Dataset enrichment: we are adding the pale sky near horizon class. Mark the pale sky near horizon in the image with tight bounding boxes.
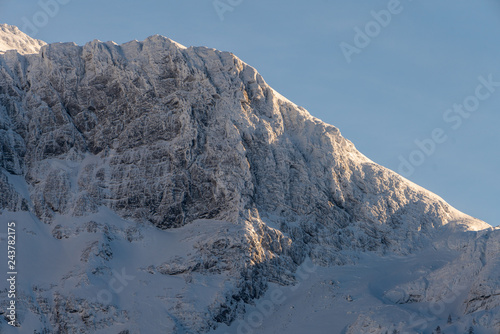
[1,0,499,226]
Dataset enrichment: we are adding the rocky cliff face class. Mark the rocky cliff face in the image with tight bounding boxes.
[0,24,498,333]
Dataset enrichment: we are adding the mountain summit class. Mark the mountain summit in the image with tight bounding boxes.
[0,23,46,54]
[0,25,498,333]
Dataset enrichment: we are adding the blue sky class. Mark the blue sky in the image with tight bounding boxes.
[1,0,499,226]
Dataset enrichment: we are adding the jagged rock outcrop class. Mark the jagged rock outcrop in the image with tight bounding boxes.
[0,27,487,239]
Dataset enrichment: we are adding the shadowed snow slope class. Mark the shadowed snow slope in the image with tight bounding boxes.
[0,25,498,333]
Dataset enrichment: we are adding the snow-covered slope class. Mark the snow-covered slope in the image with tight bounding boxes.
[0,24,46,54]
[0,25,498,333]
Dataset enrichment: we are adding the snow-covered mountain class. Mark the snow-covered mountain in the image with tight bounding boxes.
[0,24,498,333]
[0,24,46,55]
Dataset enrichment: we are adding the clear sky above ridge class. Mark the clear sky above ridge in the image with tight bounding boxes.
[1,0,499,226]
